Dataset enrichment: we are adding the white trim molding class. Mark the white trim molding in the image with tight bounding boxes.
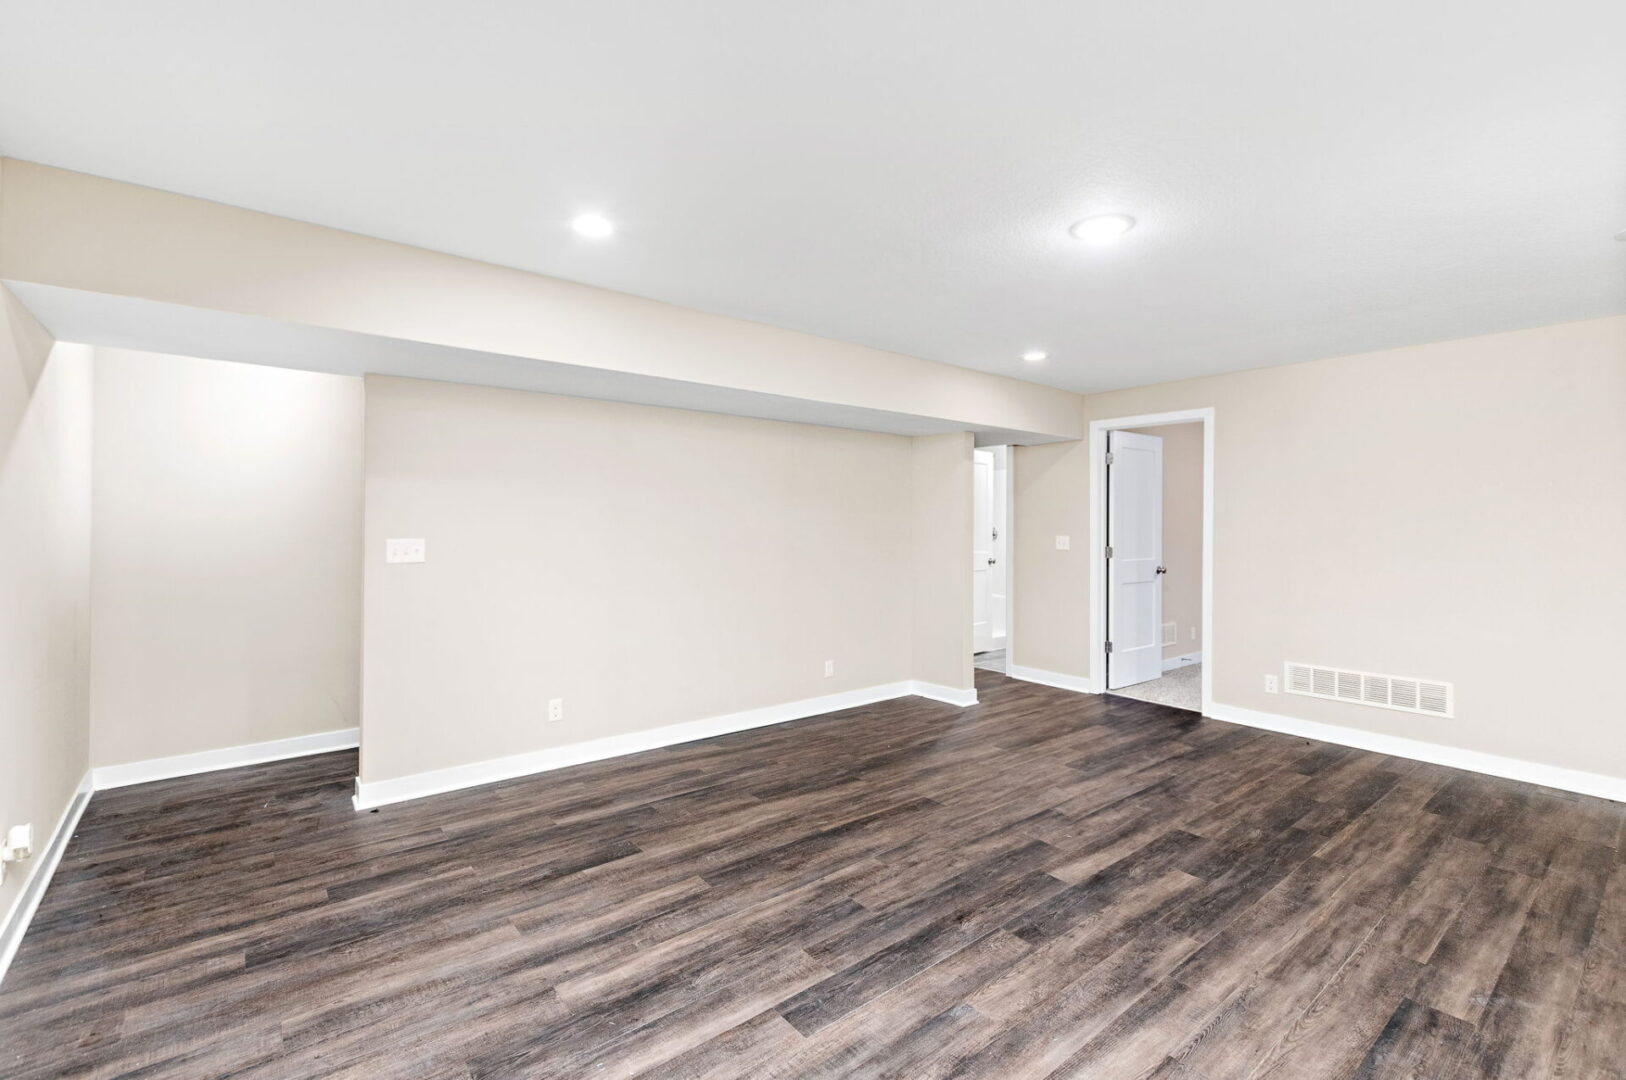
[1006,664,1101,695]
[1089,407,1215,716]
[354,681,977,810]
[909,681,978,707]
[1162,652,1203,672]
[0,770,93,987]
[1207,703,1626,804]
[91,727,360,790]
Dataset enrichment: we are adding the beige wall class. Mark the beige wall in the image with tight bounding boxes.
[1127,423,1203,660]
[0,289,91,933]
[1016,315,1626,778]
[89,349,363,767]
[0,159,1083,442]
[361,376,956,785]
[911,432,974,690]
[1011,439,1092,675]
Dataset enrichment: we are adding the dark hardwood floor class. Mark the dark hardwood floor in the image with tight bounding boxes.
[3,669,1623,1079]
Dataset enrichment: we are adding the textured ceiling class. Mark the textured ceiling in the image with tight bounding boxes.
[3,0,1623,392]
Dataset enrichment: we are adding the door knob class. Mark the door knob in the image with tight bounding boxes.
[1156,566,1167,574]
[988,557,997,566]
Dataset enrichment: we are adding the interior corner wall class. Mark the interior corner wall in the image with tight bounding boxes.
[1013,314,1626,781]
[89,348,363,768]
[359,375,921,787]
[1126,422,1203,661]
[0,288,91,939]
[910,432,974,691]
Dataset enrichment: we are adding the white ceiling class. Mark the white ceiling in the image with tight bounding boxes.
[3,1,1623,393]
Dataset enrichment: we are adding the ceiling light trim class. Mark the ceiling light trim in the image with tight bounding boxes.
[571,213,616,239]
[1068,213,1137,244]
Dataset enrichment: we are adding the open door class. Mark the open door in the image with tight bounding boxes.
[1106,430,1163,689]
[972,449,994,653]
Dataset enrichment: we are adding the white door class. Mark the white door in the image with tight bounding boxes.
[990,447,1009,644]
[1106,430,1163,689]
[972,449,995,653]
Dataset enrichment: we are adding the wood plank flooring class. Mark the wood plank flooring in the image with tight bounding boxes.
[3,668,1623,1078]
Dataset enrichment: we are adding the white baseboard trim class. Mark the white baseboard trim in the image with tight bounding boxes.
[92,727,360,791]
[355,682,919,809]
[1006,664,1101,695]
[1206,703,1626,804]
[1162,652,1202,672]
[0,770,93,987]
[910,681,978,707]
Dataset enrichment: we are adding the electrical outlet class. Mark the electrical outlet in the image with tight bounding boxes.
[1055,535,1070,550]
[548,698,564,722]
[823,660,835,678]
[4,823,31,860]
[1,823,34,884]
[1264,674,1279,694]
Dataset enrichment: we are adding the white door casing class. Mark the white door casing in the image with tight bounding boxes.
[1106,430,1163,689]
[972,449,994,653]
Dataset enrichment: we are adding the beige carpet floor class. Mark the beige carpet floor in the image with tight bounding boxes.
[1107,662,1201,712]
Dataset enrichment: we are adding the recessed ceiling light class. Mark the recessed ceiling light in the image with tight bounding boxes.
[1021,350,1048,362]
[1068,213,1136,244]
[571,213,616,239]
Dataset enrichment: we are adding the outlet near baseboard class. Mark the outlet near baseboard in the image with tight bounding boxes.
[0,823,34,884]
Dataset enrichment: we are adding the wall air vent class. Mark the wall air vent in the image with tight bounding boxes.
[1284,662,1453,719]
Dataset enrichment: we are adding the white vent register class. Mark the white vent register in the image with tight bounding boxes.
[1284,662,1453,718]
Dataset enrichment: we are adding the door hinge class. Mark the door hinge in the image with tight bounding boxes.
[1104,451,1114,465]
[1105,641,1114,654]
[1105,545,1114,559]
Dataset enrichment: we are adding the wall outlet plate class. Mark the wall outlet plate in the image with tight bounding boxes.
[385,538,426,564]
[1264,674,1279,694]
[1055,535,1070,550]
[823,660,835,678]
[2,823,32,863]
[547,698,564,722]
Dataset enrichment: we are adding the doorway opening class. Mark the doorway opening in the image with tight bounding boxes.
[973,445,1013,674]
[1090,410,1213,714]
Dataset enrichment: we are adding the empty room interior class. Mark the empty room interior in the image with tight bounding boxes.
[2,4,1625,1078]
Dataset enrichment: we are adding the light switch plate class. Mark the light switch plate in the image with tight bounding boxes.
[386,538,426,564]
[1055,535,1070,550]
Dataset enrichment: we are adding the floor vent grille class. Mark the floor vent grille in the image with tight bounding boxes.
[1284,662,1453,718]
